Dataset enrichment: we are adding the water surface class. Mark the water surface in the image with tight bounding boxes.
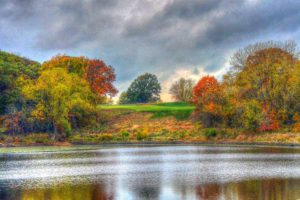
[0,145,300,200]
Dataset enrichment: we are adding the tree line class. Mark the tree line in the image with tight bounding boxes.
[119,41,300,132]
[1,40,300,138]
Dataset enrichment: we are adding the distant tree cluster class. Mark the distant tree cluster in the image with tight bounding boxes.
[192,41,300,132]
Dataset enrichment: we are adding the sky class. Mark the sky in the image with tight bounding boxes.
[1,0,300,101]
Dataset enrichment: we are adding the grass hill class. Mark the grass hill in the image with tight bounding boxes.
[100,102,195,120]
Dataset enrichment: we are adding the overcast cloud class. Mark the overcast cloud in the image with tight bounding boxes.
[1,0,300,101]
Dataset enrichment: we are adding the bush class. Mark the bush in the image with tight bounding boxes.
[136,131,148,141]
[204,128,217,139]
[0,133,8,142]
[99,133,113,142]
[120,130,130,140]
[22,134,52,145]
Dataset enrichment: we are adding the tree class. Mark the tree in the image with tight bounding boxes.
[169,78,194,102]
[0,51,40,114]
[192,76,224,127]
[236,48,297,130]
[41,55,88,76]
[126,73,161,103]
[22,68,96,136]
[223,41,300,131]
[41,55,118,100]
[84,59,118,97]
[230,40,297,73]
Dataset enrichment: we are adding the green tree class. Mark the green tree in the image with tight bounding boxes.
[126,73,161,103]
[0,51,40,114]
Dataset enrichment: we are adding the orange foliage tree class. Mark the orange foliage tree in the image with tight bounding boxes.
[192,76,224,127]
[84,59,118,97]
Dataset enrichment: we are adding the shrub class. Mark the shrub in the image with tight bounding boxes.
[120,130,130,140]
[100,133,113,142]
[136,131,148,141]
[204,128,217,139]
[22,134,52,145]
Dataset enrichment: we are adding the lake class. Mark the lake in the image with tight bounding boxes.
[0,145,300,200]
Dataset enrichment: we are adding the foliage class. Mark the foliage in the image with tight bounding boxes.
[229,40,297,72]
[204,128,217,139]
[22,134,52,145]
[21,68,96,135]
[41,55,118,100]
[192,76,224,127]
[118,91,130,104]
[190,41,300,132]
[0,54,118,136]
[41,55,88,75]
[84,59,117,97]
[169,78,194,102]
[239,100,262,131]
[125,73,161,103]
[136,131,148,141]
[0,51,40,114]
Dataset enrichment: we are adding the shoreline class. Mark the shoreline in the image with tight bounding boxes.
[1,140,300,149]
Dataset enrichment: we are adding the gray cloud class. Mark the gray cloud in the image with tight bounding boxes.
[1,0,300,100]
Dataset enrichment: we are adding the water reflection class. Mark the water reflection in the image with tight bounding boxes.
[0,178,299,200]
[0,145,299,200]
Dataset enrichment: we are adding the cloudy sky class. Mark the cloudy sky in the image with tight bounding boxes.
[1,0,300,101]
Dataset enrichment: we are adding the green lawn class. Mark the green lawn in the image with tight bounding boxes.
[100,102,195,120]
[100,102,195,111]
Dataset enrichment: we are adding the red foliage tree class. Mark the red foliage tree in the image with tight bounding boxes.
[192,76,223,127]
[193,76,221,108]
[84,59,118,97]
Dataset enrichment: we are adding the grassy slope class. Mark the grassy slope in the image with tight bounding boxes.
[100,102,195,120]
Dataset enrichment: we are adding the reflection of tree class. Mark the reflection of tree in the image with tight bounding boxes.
[195,183,221,200]
[19,182,115,200]
[235,179,300,200]
[91,183,114,200]
[195,179,300,200]
[0,187,22,200]
[133,185,160,200]
[125,172,161,200]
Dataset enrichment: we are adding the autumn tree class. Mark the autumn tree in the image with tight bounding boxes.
[22,68,96,136]
[41,55,118,101]
[192,76,224,127]
[126,73,161,103]
[169,78,194,103]
[223,41,300,131]
[230,40,297,73]
[84,59,117,98]
[41,55,88,75]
